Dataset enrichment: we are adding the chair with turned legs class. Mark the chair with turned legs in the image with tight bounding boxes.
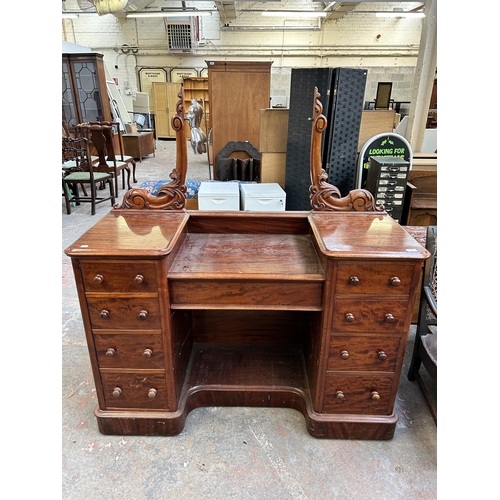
[87,123,131,196]
[62,136,115,215]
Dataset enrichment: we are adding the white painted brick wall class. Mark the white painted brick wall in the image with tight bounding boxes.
[63,1,426,113]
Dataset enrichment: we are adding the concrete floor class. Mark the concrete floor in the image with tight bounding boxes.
[62,138,437,499]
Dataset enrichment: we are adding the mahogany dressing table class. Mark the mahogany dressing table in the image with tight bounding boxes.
[65,88,428,439]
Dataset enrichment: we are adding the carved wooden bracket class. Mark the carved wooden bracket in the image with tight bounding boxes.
[309,87,383,213]
[115,88,188,210]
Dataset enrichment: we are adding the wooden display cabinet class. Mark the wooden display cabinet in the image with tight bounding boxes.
[62,52,112,132]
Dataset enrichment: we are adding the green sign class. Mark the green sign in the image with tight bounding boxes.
[357,133,412,188]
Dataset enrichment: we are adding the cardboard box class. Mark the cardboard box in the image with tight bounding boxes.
[124,123,137,134]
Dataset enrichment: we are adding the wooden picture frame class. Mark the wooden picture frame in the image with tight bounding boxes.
[375,82,393,109]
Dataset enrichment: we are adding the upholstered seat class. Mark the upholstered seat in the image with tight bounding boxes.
[62,136,115,215]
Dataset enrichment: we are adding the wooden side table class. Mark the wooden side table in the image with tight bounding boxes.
[122,132,155,162]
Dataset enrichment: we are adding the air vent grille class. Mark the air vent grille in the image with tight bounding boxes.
[167,23,193,51]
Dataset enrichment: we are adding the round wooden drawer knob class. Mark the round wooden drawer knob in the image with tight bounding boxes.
[335,391,345,400]
[385,313,395,323]
[93,274,104,284]
[99,310,110,320]
[377,351,387,361]
[345,313,355,323]
[371,391,381,400]
[390,277,401,287]
[349,276,360,286]
[134,274,144,284]
[341,350,349,360]
[138,310,149,321]
[112,387,122,397]
[143,349,153,358]
[148,388,157,399]
[105,348,116,357]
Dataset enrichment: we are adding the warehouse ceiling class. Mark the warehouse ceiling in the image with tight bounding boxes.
[70,1,424,22]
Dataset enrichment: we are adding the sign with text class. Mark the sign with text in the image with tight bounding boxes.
[357,133,412,188]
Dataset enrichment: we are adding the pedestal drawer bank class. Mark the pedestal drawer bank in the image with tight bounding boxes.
[65,209,428,439]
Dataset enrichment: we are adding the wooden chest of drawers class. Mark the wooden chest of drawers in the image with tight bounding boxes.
[324,261,413,416]
[66,210,428,439]
[78,257,170,412]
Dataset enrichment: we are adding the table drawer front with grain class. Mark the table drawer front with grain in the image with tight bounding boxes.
[100,372,169,410]
[87,297,161,330]
[331,299,408,333]
[94,334,165,369]
[323,375,393,414]
[334,262,414,295]
[169,280,323,310]
[327,335,401,372]
[81,261,158,293]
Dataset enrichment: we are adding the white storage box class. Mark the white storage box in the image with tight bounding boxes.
[240,183,286,211]
[198,182,240,211]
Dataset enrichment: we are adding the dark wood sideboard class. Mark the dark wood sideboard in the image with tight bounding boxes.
[65,87,428,439]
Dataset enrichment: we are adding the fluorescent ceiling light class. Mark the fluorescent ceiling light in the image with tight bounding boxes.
[127,11,212,18]
[262,11,327,18]
[376,12,425,18]
[62,13,79,18]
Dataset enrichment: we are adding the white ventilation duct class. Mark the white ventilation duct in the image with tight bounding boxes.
[91,0,156,16]
[92,0,128,15]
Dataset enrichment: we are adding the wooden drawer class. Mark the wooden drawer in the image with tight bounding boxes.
[331,298,409,333]
[94,334,165,369]
[81,261,158,293]
[87,297,161,330]
[323,375,393,414]
[169,279,323,310]
[334,262,414,295]
[327,335,401,372]
[101,372,169,410]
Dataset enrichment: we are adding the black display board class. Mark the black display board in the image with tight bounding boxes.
[285,68,334,211]
[285,68,367,210]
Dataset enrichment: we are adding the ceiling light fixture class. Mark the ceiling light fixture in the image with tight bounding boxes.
[375,12,425,18]
[127,10,212,19]
[261,11,327,18]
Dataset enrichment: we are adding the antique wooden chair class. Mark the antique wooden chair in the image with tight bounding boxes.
[407,225,437,423]
[98,121,137,184]
[62,136,115,215]
[87,123,132,196]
